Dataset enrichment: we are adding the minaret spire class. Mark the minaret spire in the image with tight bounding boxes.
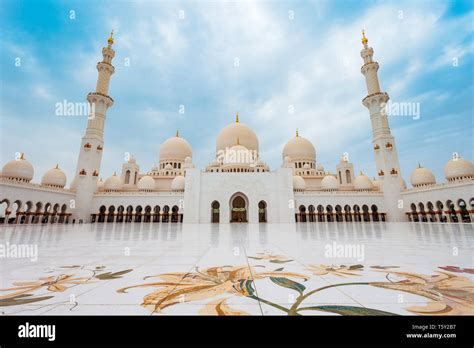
[361,30,368,48]
[235,112,239,123]
[72,32,116,222]
[108,30,114,47]
[360,31,404,221]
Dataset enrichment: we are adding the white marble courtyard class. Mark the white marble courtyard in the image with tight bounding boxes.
[0,222,473,316]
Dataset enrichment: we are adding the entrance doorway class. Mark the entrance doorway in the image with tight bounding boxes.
[230,194,247,223]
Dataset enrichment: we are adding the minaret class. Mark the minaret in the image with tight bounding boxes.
[360,31,405,221]
[72,31,116,222]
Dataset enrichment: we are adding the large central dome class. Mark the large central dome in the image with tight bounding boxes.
[216,114,259,154]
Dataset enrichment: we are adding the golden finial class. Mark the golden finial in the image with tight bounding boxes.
[108,30,114,45]
[361,30,368,45]
[113,171,117,176]
[55,164,59,169]
[417,162,422,168]
[235,112,239,123]
[296,129,299,137]
[20,153,25,160]
[176,129,180,137]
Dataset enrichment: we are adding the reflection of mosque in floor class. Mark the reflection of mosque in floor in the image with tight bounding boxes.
[1,31,473,225]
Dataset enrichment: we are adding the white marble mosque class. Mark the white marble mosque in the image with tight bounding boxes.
[1,31,473,226]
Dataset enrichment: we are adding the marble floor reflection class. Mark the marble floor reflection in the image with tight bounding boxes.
[0,222,473,315]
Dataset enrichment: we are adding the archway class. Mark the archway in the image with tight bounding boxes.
[371,204,379,222]
[230,193,248,223]
[98,205,106,223]
[107,206,115,223]
[344,205,352,222]
[171,205,179,223]
[458,199,470,223]
[308,205,315,222]
[335,205,343,222]
[211,201,220,223]
[299,205,307,222]
[258,201,267,223]
[162,205,170,223]
[144,205,152,223]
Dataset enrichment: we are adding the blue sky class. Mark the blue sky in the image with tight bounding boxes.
[1,0,473,186]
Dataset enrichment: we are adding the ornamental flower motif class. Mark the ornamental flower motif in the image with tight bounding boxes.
[198,298,249,316]
[438,266,474,274]
[117,265,307,314]
[370,270,474,315]
[248,252,293,263]
[0,275,93,300]
[306,264,364,277]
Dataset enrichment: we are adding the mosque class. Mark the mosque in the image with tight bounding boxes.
[1,32,473,225]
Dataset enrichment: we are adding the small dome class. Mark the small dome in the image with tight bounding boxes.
[444,155,474,182]
[216,117,259,154]
[104,173,122,191]
[97,177,104,190]
[137,175,155,191]
[282,133,316,161]
[354,172,374,191]
[41,164,67,188]
[183,156,195,169]
[159,133,192,161]
[400,178,407,190]
[209,159,220,167]
[372,177,381,190]
[410,164,436,187]
[171,175,185,191]
[321,174,339,191]
[2,154,34,182]
[292,175,306,191]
